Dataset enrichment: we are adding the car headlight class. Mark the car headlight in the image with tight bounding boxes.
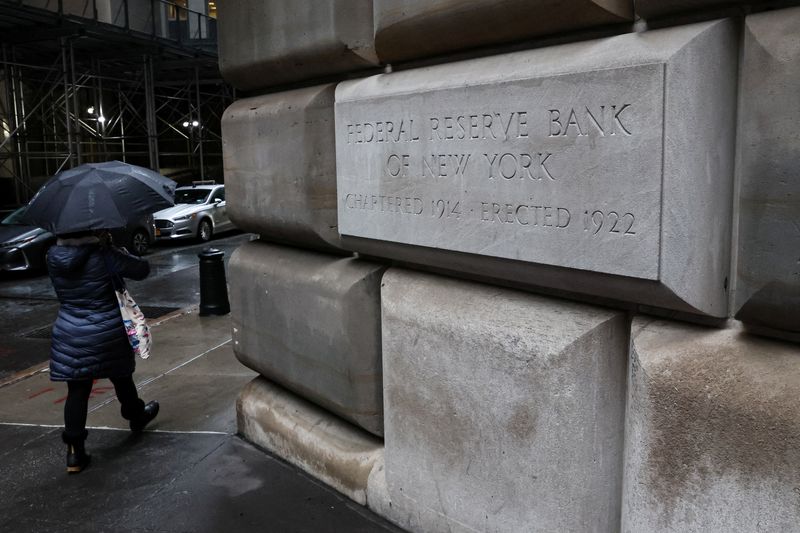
[174,213,197,221]
[3,235,37,247]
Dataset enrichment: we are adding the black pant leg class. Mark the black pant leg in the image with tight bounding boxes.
[63,380,93,444]
[109,375,145,420]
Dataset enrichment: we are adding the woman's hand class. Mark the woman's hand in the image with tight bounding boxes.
[97,230,114,247]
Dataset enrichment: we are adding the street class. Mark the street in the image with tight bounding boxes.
[0,232,401,532]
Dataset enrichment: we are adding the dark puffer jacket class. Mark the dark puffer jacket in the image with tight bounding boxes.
[47,243,150,381]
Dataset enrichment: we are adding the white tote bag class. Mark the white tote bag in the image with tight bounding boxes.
[104,251,152,359]
[113,288,152,359]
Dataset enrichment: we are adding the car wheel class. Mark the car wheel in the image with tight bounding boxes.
[130,229,150,256]
[198,219,213,242]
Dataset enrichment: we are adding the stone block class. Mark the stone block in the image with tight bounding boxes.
[623,318,800,532]
[734,7,800,339]
[380,269,628,532]
[222,85,344,252]
[217,0,377,91]
[229,241,386,436]
[237,377,384,505]
[336,19,738,317]
[374,0,633,63]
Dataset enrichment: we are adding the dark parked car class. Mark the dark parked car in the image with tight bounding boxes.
[0,207,155,273]
[0,207,55,272]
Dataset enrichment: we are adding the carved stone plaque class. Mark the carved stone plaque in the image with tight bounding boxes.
[336,20,737,316]
[337,65,662,279]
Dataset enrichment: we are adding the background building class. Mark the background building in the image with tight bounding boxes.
[0,0,232,211]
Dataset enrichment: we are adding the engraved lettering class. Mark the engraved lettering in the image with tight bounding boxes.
[539,153,554,181]
[364,122,375,143]
[409,119,420,141]
[484,152,556,181]
[444,116,455,140]
[585,106,605,136]
[457,115,467,140]
[557,208,570,228]
[469,115,480,139]
[484,153,499,179]
[548,109,562,137]
[482,114,495,139]
[608,211,621,233]
[481,202,491,221]
[520,153,534,179]
[623,213,636,234]
[386,154,410,177]
[543,206,553,227]
[499,153,517,179]
[565,109,584,136]
[422,155,437,178]
[518,112,528,138]
[430,117,441,140]
[611,104,632,136]
[450,154,471,176]
[498,112,515,140]
[548,106,631,137]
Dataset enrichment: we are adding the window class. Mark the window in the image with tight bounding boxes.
[167,0,189,21]
[210,188,225,202]
[175,189,211,205]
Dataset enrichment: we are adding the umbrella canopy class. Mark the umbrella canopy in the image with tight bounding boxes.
[21,161,176,235]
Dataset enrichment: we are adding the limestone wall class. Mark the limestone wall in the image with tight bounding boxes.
[220,1,800,531]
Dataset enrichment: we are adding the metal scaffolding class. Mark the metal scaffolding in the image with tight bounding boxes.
[0,0,232,208]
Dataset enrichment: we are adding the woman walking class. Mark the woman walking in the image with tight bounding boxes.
[48,231,159,473]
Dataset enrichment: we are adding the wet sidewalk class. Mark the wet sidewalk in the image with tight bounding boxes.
[0,309,401,532]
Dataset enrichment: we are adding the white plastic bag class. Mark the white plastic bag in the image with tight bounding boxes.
[114,288,152,359]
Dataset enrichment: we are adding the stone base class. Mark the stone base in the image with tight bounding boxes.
[236,377,384,506]
[379,269,629,532]
[623,318,800,532]
[230,241,386,436]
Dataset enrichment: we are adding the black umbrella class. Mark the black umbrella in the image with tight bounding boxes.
[22,161,176,235]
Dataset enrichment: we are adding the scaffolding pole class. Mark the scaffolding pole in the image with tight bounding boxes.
[3,45,22,205]
[69,40,82,165]
[60,37,75,168]
[195,66,204,180]
[143,55,159,171]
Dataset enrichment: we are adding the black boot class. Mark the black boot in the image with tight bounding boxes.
[63,431,90,474]
[130,400,159,432]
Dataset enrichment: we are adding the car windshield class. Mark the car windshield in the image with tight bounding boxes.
[1,207,27,225]
[175,189,211,205]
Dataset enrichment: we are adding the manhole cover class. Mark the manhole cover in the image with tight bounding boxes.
[20,307,181,340]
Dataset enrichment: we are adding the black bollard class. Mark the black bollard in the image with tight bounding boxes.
[198,247,230,316]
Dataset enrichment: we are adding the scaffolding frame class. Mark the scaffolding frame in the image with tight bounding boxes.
[0,0,232,207]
